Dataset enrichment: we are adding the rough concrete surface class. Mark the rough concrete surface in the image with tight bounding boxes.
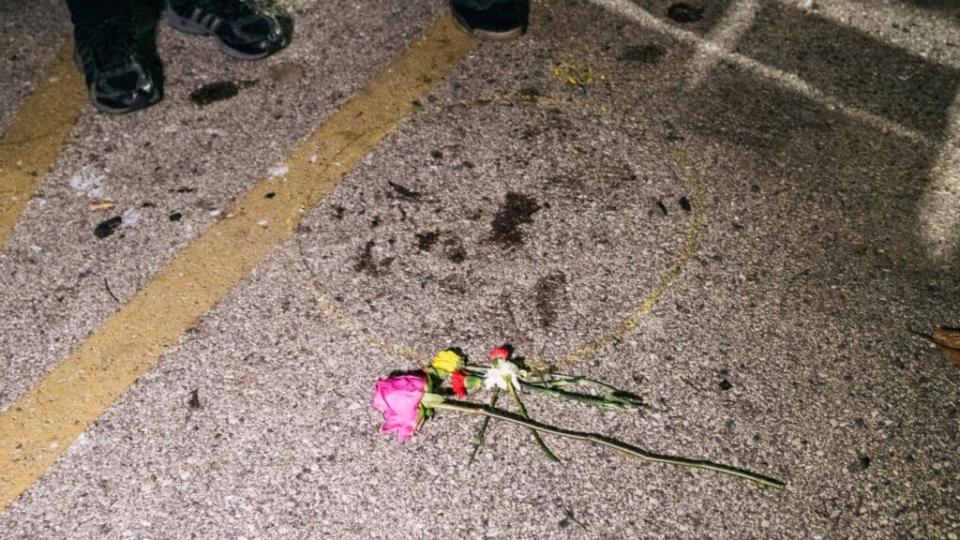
[1,0,959,538]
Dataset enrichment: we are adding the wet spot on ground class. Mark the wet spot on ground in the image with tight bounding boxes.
[667,3,705,23]
[189,80,257,106]
[416,231,440,252]
[354,240,392,276]
[535,272,568,328]
[444,236,467,264]
[620,44,666,64]
[490,192,541,247]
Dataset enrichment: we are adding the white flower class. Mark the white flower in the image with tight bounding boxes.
[484,360,522,392]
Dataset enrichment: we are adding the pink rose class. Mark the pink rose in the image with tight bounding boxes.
[371,375,426,441]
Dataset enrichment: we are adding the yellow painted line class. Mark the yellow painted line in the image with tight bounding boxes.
[558,149,704,366]
[0,15,474,512]
[0,40,86,249]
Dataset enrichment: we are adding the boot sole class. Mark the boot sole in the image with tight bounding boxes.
[451,10,525,41]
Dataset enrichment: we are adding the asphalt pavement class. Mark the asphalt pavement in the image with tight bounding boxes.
[1,0,958,538]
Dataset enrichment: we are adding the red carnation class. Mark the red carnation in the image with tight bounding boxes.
[489,347,510,362]
[451,370,467,398]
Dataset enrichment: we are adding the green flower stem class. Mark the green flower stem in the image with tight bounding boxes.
[520,383,639,410]
[462,365,629,395]
[460,365,640,411]
[525,372,621,393]
[433,400,785,489]
[507,380,561,463]
[466,388,499,467]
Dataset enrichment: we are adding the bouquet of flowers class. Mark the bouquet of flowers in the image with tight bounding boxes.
[371,347,784,489]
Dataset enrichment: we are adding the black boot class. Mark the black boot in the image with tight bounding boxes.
[164,0,291,60]
[68,1,162,113]
[450,0,529,41]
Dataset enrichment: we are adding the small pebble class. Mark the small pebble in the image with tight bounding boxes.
[94,216,122,239]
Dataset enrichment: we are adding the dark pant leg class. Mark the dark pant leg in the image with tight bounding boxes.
[65,0,134,25]
[452,0,511,9]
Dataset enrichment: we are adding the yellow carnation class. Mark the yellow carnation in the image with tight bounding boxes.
[431,350,463,373]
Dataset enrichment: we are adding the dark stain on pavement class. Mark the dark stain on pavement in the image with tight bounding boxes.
[848,455,871,473]
[620,44,666,64]
[416,230,440,252]
[444,236,467,264]
[535,272,567,329]
[354,240,392,276]
[491,192,541,247]
[94,216,122,239]
[188,388,202,410]
[667,3,705,23]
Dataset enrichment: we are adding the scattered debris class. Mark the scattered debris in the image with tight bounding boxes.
[122,207,142,227]
[444,236,467,264]
[655,199,668,216]
[269,62,305,86]
[188,388,202,410]
[558,508,588,531]
[619,44,666,64]
[387,181,422,201]
[94,216,122,239]
[667,3,705,23]
[847,455,871,473]
[268,164,289,177]
[552,60,605,88]
[189,80,257,106]
[88,200,116,211]
[103,277,120,303]
[416,230,440,252]
[68,168,106,199]
[354,239,392,276]
[258,219,269,228]
[535,272,568,329]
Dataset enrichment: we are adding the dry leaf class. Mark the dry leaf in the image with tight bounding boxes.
[932,327,960,350]
[931,327,960,368]
[88,200,116,211]
[941,347,960,368]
